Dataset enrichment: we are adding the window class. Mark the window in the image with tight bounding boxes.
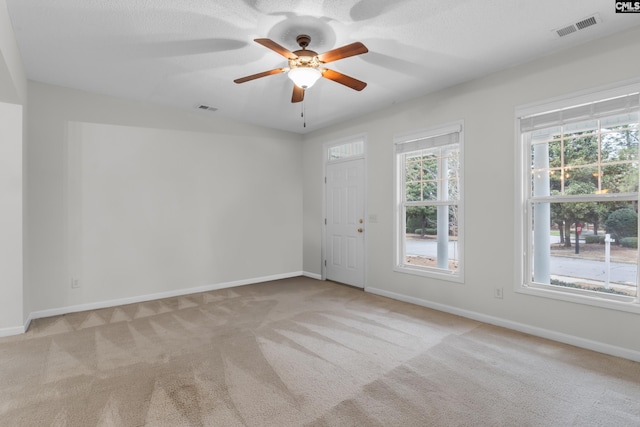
[328,140,363,161]
[394,122,464,282]
[517,84,640,311]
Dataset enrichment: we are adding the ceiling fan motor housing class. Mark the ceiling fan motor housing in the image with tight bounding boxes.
[291,35,320,68]
[296,34,311,48]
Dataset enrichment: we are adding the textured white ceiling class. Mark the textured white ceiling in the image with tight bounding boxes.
[6,0,640,133]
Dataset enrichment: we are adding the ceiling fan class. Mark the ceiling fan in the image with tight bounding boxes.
[234,34,368,103]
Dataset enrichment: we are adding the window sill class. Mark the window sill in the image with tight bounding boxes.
[517,284,640,315]
[394,264,464,284]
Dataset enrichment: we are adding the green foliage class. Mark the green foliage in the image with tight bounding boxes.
[406,206,436,236]
[585,235,604,244]
[549,279,629,296]
[601,126,639,193]
[546,125,639,194]
[620,237,638,248]
[542,125,639,248]
[413,228,437,236]
[406,218,422,233]
[549,182,604,247]
[405,154,438,201]
[405,147,460,203]
[604,208,638,241]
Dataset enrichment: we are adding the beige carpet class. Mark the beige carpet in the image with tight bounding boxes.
[1,277,639,426]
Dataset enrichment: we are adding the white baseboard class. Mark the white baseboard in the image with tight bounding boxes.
[0,325,26,338]
[0,313,37,337]
[14,275,636,363]
[365,286,640,363]
[303,271,322,280]
[23,313,33,335]
[27,271,305,323]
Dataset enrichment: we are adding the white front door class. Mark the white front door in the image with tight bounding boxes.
[325,158,365,288]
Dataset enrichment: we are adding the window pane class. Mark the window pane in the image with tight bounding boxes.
[328,140,363,161]
[405,205,459,272]
[447,177,459,200]
[421,155,438,180]
[405,160,421,182]
[531,141,561,196]
[549,169,562,193]
[420,153,439,201]
[403,146,460,203]
[548,140,562,168]
[422,181,438,200]
[601,163,639,193]
[564,135,598,166]
[406,182,421,202]
[531,117,639,197]
[564,166,598,194]
[446,150,460,201]
[602,128,639,162]
[531,201,638,298]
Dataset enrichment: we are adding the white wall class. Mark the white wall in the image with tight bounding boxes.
[0,0,26,103]
[27,82,302,314]
[302,26,640,358]
[0,102,23,333]
[0,0,26,335]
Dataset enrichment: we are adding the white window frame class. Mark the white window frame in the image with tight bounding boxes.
[515,80,640,313]
[394,121,464,283]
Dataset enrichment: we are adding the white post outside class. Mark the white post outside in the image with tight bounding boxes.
[605,233,612,289]
[437,156,449,270]
[533,142,551,283]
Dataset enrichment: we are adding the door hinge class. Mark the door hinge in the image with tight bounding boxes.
[324,176,327,183]
[324,260,327,266]
[324,218,327,225]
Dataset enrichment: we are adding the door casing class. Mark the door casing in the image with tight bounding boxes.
[322,137,367,288]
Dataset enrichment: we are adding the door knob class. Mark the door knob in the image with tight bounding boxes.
[357,228,363,233]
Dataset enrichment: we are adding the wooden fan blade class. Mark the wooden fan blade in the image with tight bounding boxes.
[321,68,367,91]
[233,68,286,84]
[317,42,368,64]
[291,85,305,103]
[254,38,298,59]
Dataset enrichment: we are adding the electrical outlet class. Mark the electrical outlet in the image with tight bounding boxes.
[71,278,80,289]
[494,287,503,299]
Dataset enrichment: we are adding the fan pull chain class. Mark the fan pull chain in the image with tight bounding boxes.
[301,99,306,128]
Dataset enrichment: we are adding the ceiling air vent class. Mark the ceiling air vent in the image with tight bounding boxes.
[554,14,601,38]
[196,104,218,112]
[576,16,597,30]
[556,25,577,38]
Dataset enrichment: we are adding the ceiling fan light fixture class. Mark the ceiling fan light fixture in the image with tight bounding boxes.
[234,35,368,102]
[288,67,322,89]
